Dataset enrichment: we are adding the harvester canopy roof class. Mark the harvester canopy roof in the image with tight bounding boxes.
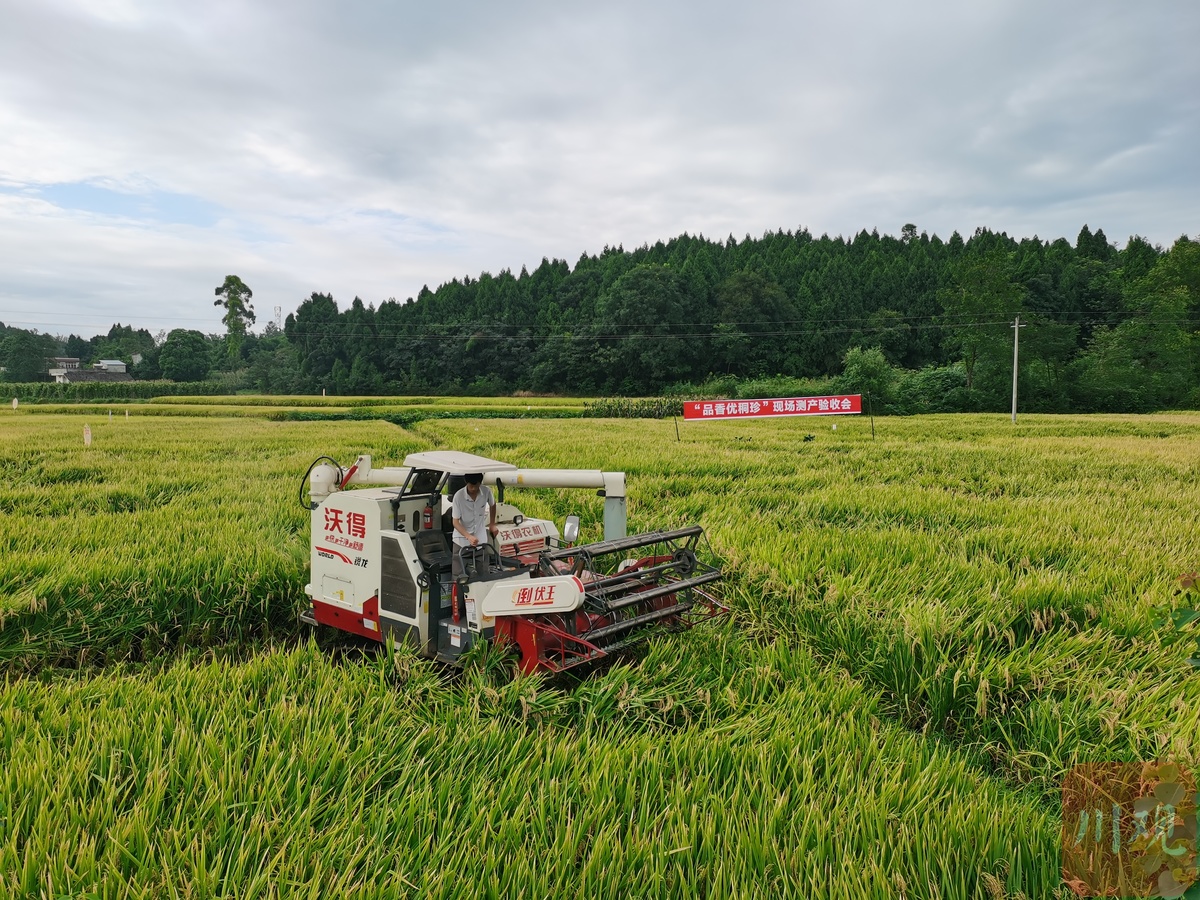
[401,450,517,475]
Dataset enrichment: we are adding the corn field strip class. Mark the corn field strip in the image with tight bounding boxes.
[12,402,584,420]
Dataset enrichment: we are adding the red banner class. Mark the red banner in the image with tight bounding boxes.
[683,395,862,420]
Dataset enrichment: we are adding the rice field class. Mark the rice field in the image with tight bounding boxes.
[3,407,1199,898]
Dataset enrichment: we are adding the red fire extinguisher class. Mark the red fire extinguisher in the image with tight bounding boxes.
[422,501,433,529]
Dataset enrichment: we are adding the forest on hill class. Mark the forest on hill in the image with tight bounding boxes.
[4,224,1199,413]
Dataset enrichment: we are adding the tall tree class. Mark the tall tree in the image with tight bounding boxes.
[214,275,256,364]
[1075,235,1200,411]
[938,249,1025,395]
[285,293,342,378]
[710,271,795,377]
[592,264,691,393]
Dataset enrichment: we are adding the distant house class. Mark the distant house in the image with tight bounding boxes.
[49,358,133,384]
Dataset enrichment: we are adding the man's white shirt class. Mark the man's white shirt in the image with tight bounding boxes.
[451,485,494,547]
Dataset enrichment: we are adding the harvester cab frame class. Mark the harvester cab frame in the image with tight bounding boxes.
[301,450,725,674]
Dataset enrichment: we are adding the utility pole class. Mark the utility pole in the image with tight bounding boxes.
[1011,315,1026,424]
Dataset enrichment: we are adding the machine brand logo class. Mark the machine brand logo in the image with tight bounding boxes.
[512,584,557,606]
[501,523,545,540]
[324,508,367,539]
[322,508,366,554]
[1061,761,1197,897]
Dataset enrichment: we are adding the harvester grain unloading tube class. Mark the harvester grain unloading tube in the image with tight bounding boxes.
[486,469,626,540]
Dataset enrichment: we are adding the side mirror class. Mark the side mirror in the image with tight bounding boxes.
[563,515,580,544]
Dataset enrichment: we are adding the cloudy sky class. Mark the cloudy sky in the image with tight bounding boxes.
[0,0,1196,338]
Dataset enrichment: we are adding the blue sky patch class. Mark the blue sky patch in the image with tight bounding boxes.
[7,181,223,227]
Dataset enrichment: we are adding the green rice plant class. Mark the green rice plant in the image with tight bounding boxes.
[4,408,1200,897]
[428,413,1200,797]
[0,417,423,669]
[0,637,1063,899]
[1165,572,1200,668]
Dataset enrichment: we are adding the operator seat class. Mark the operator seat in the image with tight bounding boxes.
[413,529,452,574]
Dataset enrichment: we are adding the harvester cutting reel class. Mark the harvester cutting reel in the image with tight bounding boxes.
[504,525,726,674]
[300,450,727,675]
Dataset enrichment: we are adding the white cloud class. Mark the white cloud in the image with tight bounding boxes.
[0,0,1196,335]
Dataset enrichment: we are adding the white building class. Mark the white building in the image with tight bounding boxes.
[49,358,132,384]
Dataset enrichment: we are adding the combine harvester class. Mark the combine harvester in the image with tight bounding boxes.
[300,451,725,674]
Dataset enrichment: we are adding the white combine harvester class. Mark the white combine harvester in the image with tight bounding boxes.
[301,450,725,674]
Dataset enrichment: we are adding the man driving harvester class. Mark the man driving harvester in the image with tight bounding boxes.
[451,472,498,580]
